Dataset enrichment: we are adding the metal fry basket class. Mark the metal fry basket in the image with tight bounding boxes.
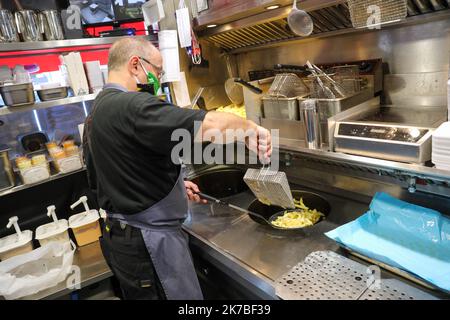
[347,0,407,29]
[267,73,308,98]
[244,167,295,209]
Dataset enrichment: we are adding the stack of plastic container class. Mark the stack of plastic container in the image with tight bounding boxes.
[432,122,450,171]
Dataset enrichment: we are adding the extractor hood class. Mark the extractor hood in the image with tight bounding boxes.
[195,0,450,53]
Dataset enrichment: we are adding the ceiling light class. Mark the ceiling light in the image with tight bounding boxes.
[266,5,280,10]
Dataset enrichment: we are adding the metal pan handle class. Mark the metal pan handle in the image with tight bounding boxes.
[234,78,263,94]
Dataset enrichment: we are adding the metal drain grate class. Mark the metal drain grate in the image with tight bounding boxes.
[275,251,373,300]
[276,251,439,300]
[359,279,438,300]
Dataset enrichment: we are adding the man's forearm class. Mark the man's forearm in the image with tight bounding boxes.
[199,111,257,141]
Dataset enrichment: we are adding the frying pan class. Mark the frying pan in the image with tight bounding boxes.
[198,190,330,231]
[247,190,331,231]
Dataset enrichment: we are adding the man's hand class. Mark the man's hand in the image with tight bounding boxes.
[185,181,208,204]
[246,125,272,164]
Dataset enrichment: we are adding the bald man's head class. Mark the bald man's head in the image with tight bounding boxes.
[108,37,161,72]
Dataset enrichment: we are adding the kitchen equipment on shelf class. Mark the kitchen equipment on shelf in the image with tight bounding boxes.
[262,96,300,121]
[234,78,263,95]
[432,122,450,171]
[0,83,35,107]
[262,73,309,121]
[38,10,65,41]
[244,167,295,209]
[46,140,83,173]
[19,131,49,153]
[69,196,101,247]
[267,73,308,98]
[256,59,380,150]
[0,217,33,261]
[15,153,51,185]
[242,77,273,124]
[306,61,335,99]
[35,205,70,247]
[333,104,446,164]
[0,9,20,42]
[298,88,377,149]
[335,121,434,164]
[14,10,43,42]
[331,64,362,94]
[300,99,321,149]
[310,62,347,98]
[347,0,408,29]
[274,64,311,77]
[287,0,314,37]
[37,86,69,101]
[0,146,15,192]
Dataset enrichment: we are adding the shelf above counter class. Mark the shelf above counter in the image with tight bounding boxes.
[0,167,86,199]
[0,35,154,53]
[0,93,98,116]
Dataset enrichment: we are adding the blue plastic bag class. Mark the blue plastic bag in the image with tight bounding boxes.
[325,192,450,292]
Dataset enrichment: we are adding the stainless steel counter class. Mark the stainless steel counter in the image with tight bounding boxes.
[183,182,448,300]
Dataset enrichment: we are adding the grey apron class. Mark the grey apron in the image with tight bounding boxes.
[91,83,203,300]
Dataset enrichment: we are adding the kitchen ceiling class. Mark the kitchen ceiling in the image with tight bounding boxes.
[197,0,450,52]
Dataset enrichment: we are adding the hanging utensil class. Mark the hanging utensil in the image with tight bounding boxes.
[191,29,202,65]
[234,78,263,95]
[224,54,244,106]
[287,0,314,37]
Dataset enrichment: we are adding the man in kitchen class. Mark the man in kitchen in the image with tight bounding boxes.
[83,37,272,300]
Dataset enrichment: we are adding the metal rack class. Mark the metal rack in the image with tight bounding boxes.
[0,167,86,199]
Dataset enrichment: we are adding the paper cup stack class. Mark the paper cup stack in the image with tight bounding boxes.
[432,122,450,171]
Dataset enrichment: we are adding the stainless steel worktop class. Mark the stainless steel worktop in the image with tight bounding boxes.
[183,182,447,300]
[185,185,367,281]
